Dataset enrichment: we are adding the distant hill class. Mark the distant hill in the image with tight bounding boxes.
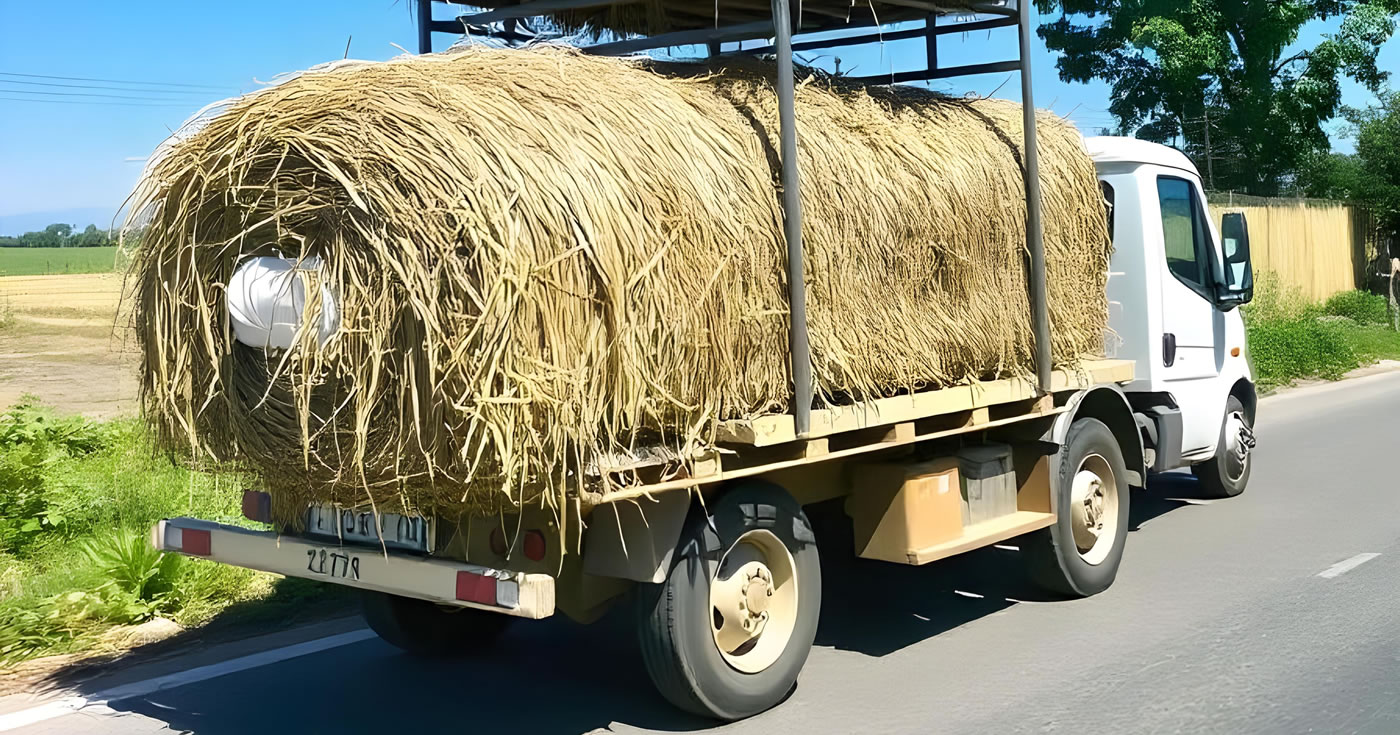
[0,208,122,237]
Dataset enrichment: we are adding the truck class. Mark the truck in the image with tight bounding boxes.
[150,0,1258,722]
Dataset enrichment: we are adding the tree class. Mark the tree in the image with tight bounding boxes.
[3,223,112,248]
[1302,92,1400,235]
[1351,91,1400,237]
[1035,0,1400,195]
[74,224,111,248]
[1295,149,1363,198]
[19,228,62,248]
[44,224,73,243]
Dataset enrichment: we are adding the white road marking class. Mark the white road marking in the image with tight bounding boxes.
[992,544,1019,551]
[1317,553,1381,579]
[0,699,88,732]
[0,628,376,732]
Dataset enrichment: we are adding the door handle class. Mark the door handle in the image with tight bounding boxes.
[1163,333,1177,367]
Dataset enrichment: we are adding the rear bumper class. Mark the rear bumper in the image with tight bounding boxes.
[151,518,555,619]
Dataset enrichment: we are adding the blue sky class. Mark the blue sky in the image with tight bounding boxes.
[0,1,1395,233]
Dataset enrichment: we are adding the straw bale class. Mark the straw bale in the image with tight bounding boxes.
[126,46,1110,523]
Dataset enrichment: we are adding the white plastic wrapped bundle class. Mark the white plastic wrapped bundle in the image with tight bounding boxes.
[226,256,338,350]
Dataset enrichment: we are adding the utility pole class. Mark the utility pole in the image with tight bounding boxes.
[1203,107,1215,190]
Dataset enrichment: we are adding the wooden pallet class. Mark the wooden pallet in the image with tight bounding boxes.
[591,359,1135,505]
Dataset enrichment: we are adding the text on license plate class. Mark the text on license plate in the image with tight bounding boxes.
[306,504,432,552]
[306,547,361,581]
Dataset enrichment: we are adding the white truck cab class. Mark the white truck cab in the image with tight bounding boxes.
[1088,136,1257,496]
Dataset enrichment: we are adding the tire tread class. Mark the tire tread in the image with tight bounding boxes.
[1191,395,1250,498]
[637,580,709,716]
[1023,418,1129,598]
[634,482,820,721]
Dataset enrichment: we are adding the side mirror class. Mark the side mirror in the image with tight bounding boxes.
[1216,211,1254,309]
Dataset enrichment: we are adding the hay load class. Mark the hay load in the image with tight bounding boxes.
[127,46,1111,522]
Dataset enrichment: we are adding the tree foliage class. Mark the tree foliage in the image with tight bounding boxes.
[0,223,114,248]
[1035,0,1400,195]
[1299,91,1400,237]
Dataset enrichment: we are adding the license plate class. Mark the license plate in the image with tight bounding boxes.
[305,504,433,553]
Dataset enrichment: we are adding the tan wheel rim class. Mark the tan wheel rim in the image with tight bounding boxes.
[708,529,799,674]
[1069,453,1118,566]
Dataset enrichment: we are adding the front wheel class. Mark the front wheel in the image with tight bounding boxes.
[1191,395,1254,498]
[636,482,821,721]
[1024,417,1131,598]
[361,591,512,657]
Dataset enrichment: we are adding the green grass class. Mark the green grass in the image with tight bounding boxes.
[1339,321,1400,363]
[0,400,341,665]
[0,247,122,276]
[1245,273,1400,391]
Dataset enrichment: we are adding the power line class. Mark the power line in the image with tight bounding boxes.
[0,96,194,108]
[0,87,210,102]
[0,71,226,90]
[0,78,215,95]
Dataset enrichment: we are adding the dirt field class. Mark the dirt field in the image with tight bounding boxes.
[0,273,138,418]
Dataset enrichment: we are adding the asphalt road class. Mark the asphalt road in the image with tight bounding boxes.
[6,371,1400,735]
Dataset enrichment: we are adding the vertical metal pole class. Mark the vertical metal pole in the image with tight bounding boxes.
[1018,0,1052,394]
[1203,106,1215,190]
[417,0,432,54]
[925,14,938,74]
[772,0,813,436]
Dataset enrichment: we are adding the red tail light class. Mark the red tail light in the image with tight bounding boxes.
[181,528,212,556]
[523,530,546,562]
[241,490,272,524]
[455,571,497,606]
[489,528,508,556]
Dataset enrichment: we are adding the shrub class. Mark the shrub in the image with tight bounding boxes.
[0,399,110,455]
[0,588,162,665]
[0,403,316,664]
[81,531,183,602]
[1323,290,1391,326]
[0,444,48,554]
[41,418,251,541]
[1242,271,1311,324]
[1242,274,1381,390]
[0,400,110,554]
[1247,314,1359,388]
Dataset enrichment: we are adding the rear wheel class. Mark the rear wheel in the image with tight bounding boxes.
[1191,395,1254,498]
[636,482,821,721]
[361,591,512,657]
[1025,417,1131,597]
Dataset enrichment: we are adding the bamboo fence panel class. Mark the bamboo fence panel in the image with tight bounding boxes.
[1208,194,1379,302]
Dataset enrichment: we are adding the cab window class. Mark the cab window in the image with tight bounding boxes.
[1156,176,1213,296]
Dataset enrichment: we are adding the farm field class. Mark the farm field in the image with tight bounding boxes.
[0,246,123,276]
[0,273,135,417]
